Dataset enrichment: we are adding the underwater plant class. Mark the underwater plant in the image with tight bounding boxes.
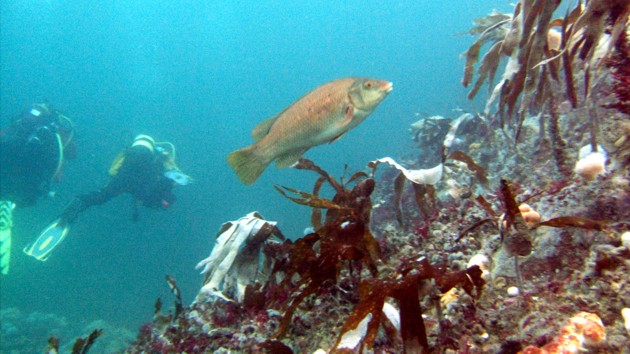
[462,0,630,146]
[46,329,103,354]
[603,29,630,115]
[455,177,609,287]
[332,256,484,353]
[273,159,491,352]
[271,158,382,338]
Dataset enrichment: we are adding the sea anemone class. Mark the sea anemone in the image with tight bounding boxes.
[574,144,607,180]
[518,203,541,227]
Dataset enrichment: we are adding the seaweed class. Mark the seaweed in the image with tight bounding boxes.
[475,195,497,217]
[603,29,630,115]
[151,275,187,335]
[393,171,406,225]
[261,339,294,354]
[498,179,533,258]
[45,330,103,354]
[370,158,442,228]
[456,217,496,242]
[411,182,437,222]
[134,280,215,353]
[45,337,60,354]
[166,275,184,319]
[536,216,608,231]
[271,158,381,338]
[71,329,103,354]
[462,0,630,141]
[332,257,484,353]
[461,11,514,93]
[372,149,487,228]
[447,150,489,186]
[547,94,571,176]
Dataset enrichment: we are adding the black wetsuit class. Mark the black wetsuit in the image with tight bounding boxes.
[0,108,74,207]
[59,144,176,225]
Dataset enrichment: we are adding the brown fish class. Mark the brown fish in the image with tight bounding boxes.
[228,77,393,185]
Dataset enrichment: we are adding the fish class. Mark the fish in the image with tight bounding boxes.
[227,77,393,185]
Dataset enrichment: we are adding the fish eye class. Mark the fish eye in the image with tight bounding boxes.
[364,81,373,89]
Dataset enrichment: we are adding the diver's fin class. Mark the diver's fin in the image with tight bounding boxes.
[0,201,16,274]
[23,219,70,261]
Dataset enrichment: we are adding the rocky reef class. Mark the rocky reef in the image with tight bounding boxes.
[0,307,135,353]
[122,1,630,353]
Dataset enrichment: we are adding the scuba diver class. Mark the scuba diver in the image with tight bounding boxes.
[24,134,192,261]
[0,103,76,274]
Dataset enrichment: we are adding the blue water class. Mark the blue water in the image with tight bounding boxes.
[1,0,514,350]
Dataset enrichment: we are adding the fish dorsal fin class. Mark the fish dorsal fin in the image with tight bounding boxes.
[275,148,308,168]
[251,116,278,142]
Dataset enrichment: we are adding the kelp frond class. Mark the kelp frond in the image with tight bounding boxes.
[462,0,630,136]
[270,159,382,338]
[274,185,347,210]
[332,256,484,353]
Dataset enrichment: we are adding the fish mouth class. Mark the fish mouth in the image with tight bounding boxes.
[383,81,394,93]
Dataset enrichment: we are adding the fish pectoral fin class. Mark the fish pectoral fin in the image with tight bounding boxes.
[251,116,279,142]
[275,149,308,168]
[328,105,355,143]
[343,104,354,124]
[329,131,349,143]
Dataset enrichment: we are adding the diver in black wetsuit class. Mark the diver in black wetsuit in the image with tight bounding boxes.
[0,103,76,274]
[62,134,184,222]
[24,134,191,261]
[0,103,76,206]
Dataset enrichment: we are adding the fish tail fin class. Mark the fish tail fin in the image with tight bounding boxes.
[227,147,269,186]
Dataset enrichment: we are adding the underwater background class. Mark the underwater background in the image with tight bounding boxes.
[0,1,516,351]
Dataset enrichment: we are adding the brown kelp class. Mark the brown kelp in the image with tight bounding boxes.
[332,256,484,353]
[462,0,630,143]
[46,330,103,354]
[271,158,381,338]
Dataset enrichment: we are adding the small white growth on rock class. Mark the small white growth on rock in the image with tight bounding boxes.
[622,308,630,335]
[336,313,372,350]
[507,286,520,297]
[574,144,607,181]
[621,231,630,249]
[467,254,491,280]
